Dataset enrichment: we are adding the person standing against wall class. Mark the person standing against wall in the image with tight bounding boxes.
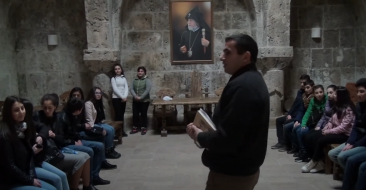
[130,67,152,135]
[111,64,129,137]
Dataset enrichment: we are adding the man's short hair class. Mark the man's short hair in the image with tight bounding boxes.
[356,78,366,89]
[304,80,315,87]
[225,34,258,64]
[300,74,310,81]
[66,97,84,113]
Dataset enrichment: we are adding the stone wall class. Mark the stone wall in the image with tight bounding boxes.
[0,0,18,100]
[287,0,365,99]
[353,0,366,86]
[13,0,91,105]
[119,0,253,98]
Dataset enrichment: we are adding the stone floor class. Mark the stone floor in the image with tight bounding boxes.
[96,129,343,190]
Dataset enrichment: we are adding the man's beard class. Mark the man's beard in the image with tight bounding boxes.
[188,26,199,31]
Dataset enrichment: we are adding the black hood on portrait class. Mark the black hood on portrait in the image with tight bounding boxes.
[184,6,211,32]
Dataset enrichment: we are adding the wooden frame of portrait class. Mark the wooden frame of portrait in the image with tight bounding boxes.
[169,0,214,65]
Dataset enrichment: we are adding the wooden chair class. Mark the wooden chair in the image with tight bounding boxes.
[346,82,357,105]
[59,91,71,106]
[153,88,178,130]
[214,87,224,97]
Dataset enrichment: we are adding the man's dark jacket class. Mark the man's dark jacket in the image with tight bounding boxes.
[288,89,305,122]
[197,63,270,176]
[347,102,366,147]
[52,109,87,148]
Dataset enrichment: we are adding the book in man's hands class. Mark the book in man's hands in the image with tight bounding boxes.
[193,108,216,132]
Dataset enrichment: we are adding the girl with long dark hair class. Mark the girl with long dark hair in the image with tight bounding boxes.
[85,87,121,159]
[0,96,57,190]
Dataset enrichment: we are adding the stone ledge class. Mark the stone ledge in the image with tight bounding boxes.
[83,49,120,72]
[259,47,293,58]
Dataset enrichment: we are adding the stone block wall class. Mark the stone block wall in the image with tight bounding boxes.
[111,0,256,114]
[286,0,366,99]
[119,0,253,99]
[0,0,18,100]
[13,0,91,105]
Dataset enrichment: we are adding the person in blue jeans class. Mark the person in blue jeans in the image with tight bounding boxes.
[84,86,121,159]
[35,162,68,190]
[282,80,314,154]
[328,78,366,168]
[294,85,327,163]
[69,87,118,169]
[54,97,111,186]
[341,151,366,190]
[21,98,69,190]
[0,96,56,190]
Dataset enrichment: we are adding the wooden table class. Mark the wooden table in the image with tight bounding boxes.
[151,97,220,137]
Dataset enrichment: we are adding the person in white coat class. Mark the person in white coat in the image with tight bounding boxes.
[111,64,129,137]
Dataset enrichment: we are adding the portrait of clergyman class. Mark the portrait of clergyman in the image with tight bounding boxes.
[169,0,213,64]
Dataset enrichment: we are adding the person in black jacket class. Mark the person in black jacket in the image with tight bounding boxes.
[186,34,269,190]
[0,96,56,190]
[271,74,310,150]
[32,94,96,190]
[54,97,110,186]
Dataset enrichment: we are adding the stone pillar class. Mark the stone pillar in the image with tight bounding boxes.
[263,69,284,117]
[257,0,293,119]
[92,73,113,120]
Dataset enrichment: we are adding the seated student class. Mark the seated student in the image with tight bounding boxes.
[328,78,366,168]
[55,97,110,186]
[315,85,338,130]
[33,94,96,190]
[272,74,310,150]
[341,151,366,190]
[281,80,314,153]
[85,87,121,159]
[293,85,327,163]
[69,87,117,169]
[301,86,355,173]
[0,96,56,190]
[21,98,69,190]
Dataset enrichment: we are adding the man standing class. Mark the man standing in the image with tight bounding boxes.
[178,6,211,60]
[186,34,269,190]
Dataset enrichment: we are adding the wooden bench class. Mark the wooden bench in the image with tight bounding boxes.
[324,144,334,174]
[331,144,343,180]
[104,120,123,144]
[324,144,343,177]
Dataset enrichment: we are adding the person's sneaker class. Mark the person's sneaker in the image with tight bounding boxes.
[295,153,310,163]
[122,130,128,137]
[130,127,138,134]
[92,177,110,186]
[310,161,324,173]
[101,160,117,170]
[271,143,284,149]
[141,127,147,135]
[287,149,298,154]
[278,146,289,152]
[301,160,317,173]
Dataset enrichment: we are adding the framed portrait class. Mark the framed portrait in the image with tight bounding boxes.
[169,0,213,65]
